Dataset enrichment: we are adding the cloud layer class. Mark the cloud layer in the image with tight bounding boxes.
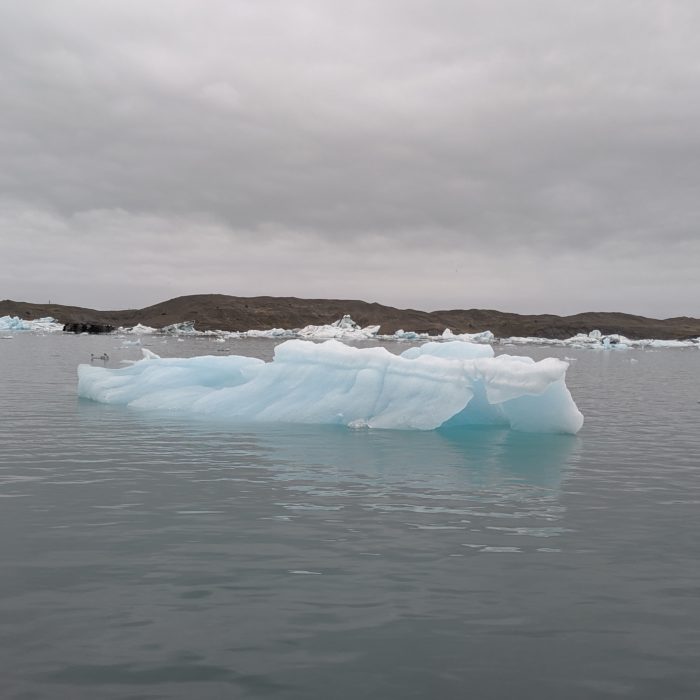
[2,1,699,314]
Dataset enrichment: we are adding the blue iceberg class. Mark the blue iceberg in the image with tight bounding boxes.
[77,340,584,434]
[0,315,64,332]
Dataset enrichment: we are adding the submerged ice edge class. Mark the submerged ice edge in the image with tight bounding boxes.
[77,339,584,435]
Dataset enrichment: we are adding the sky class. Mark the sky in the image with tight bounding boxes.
[1,0,699,316]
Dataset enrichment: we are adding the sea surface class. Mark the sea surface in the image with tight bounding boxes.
[1,333,699,699]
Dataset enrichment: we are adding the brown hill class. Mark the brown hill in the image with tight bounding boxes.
[1,295,699,339]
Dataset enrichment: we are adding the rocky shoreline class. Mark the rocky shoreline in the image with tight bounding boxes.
[2,294,700,340]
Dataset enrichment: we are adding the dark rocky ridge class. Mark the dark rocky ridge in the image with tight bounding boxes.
[2,295,699,339]
[62,322,115,334]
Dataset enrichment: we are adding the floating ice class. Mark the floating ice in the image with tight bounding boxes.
[243,327,295,338]
[119,323,159,335]
[78,340,583,434]
[441,328,496,343]
[628,337,700,349]
[392,329,430,341]
[232,318,493,342]
[0,315,64,332]
[117,315,384,340]
[297,315,381,340]
[503,329,699,350]
[215,315,383,340]
[162,321,198,335]
[87,313,700,350]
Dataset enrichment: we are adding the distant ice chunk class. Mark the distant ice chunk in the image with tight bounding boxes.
[0,315,64,332]
[162,321,198,335]
[502,329,698,350]
[120,323,159,335]
[631,338,699,349]
[441,328,496,343]
[392,329,430,341]
[244,328,295,338]
[213,315,381,340]
[78,339,583,434]
[297,315,380,340]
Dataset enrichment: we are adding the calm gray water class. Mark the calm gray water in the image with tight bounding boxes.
[1,333,699,699]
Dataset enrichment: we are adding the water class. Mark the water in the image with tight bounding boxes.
[1,334,699,699]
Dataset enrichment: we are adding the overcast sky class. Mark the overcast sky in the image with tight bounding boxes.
[2,0,699,316]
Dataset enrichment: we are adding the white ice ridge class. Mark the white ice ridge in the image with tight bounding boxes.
[503,329,700,349]
[116,315,496,342]
[114,316,697,348]
[77,340,584,434]
[243,315,382,340]
[0,315,64,332]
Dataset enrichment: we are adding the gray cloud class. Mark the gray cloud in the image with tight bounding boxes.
[1,0,699,315]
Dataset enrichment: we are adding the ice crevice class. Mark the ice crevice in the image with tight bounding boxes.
[78,339,584,434]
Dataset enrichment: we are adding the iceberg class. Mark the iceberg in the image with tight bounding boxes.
[0,315,64,332]
[119,323,159,335]
[392,329,430,341]
[78,340,583,434]
[227,316,493,343]
[114,315,384,340]
[162,321,198,335]
[502,329,699,350]
[242,327,295,338]
[441,328,496,343]
[297,315,381,340]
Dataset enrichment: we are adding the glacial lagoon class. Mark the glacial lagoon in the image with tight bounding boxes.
[1,332,699,698]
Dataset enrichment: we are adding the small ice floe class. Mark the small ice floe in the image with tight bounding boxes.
[119,323,158,335]
[162,321,198,335]
[288,570,322,575]
[392,329,430,341]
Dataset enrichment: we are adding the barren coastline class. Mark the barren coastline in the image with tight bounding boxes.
[2,294,699,340]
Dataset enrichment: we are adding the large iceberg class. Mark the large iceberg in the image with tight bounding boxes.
[78,340,583,434]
